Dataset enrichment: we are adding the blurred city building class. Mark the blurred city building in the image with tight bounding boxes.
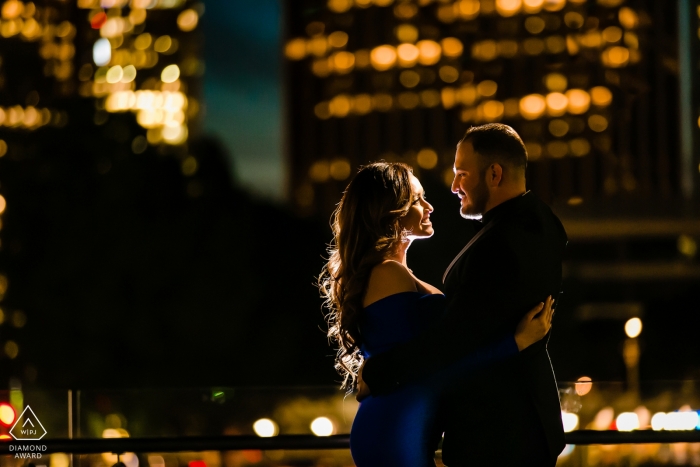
[0,0,336,391]
[284,0,700,382]
[285,0,699,219]
[0,0,207,384]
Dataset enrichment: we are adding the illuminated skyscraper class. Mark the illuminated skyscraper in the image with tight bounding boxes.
[285,0,699,218]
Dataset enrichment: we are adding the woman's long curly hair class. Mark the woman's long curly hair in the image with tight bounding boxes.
[318,162,415,390]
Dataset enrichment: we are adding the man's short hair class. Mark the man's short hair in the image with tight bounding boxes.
[458,123,528,173]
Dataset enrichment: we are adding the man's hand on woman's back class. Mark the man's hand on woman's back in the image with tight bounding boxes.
[356,361,371,402]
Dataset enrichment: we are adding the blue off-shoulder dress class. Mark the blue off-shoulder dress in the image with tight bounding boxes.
[350,292,518,467]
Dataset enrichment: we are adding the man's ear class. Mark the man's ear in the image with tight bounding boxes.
[488,163,503,187]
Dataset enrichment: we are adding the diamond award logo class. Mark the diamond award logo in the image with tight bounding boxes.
[10,406,47,441]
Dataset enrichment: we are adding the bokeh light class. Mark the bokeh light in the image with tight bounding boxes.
[549,119,569,137]
[93,38,111,66]
[561,412,579,433]
[495,0,521,17]
[519,94,546,120]
[454,0,480,20]
[285,38,306,60]
[330,158,351,180]
[651,411,699,431]
[603,26,623,43]
[177,9,198,32]
[616,412,640,432]
[161,64,180,83]
[4,340,18,359]
[396,24,418,43]
[399,70,420,88]
[625,317,642,338]
[481,100,504,121]
[154,35,174,54]
[439,66,459,83]
[477,80,497,97]
[575,376,593,396]
[106,65,124,84]
[588,114,609,132]
[397,43,419,67]
[328,0,352,13]
[0,403,15,426]
[328,31,349,48]
[590,86,613,106]
[546,141,568,158]
[566,89,591,114]
[602,46,630,68]
[522,0,544,14]
[310,417,334,436]
[619,7,639,29]
[441,37,463,57]
[545,73,567,92]
[546,93,568,116]
[253,419,279,437]
[417,40,441,65]
[370,45,397,70]
[417,148,438,169]
[332,51,355,73]
[524,16,545,34]
[569,138,591,157]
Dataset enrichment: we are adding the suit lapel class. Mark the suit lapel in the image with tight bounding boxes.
[442,216,501,284]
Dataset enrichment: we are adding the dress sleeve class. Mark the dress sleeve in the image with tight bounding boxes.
[432,334,519,385]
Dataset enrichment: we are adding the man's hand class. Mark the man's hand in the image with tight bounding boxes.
[355,361,371,402]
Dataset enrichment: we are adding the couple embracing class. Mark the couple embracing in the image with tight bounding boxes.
[319,123,568,466]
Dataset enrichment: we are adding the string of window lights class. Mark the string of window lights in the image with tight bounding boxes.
[325,0,632,15]
[77,0,201,146]
[287,15,638,82]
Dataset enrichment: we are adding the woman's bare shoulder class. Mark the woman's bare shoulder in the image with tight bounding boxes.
[363,260,417,307]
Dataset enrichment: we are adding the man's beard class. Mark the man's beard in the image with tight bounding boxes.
[460,176,490,220]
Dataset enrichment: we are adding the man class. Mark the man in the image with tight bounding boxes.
[359,124,568,466]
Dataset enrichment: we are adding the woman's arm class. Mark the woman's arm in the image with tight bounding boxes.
[438,296,554,376]
[356,297,554,400]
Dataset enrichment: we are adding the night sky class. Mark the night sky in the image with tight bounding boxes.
[201,0,284,201]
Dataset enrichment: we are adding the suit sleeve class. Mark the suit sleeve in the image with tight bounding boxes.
[362,235,525,395]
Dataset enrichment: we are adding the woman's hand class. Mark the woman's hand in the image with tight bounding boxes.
[514,296,555,351]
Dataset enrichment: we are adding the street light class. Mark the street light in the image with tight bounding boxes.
[623,317,642,398]
[625,317,642,338]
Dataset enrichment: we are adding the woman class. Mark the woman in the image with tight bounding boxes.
[318,162,553,466]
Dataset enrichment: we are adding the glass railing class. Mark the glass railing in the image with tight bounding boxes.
[0,381,698,466]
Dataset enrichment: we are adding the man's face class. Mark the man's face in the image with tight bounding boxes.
[451,141,490,220]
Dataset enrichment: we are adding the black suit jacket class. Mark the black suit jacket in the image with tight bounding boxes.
[362,192,567,465]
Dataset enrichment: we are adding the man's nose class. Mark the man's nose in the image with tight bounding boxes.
[451,176,459,194]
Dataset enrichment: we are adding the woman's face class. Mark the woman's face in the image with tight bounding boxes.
[400,174,434,240]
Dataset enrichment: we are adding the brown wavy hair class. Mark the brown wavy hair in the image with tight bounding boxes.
[318,162,414,390]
